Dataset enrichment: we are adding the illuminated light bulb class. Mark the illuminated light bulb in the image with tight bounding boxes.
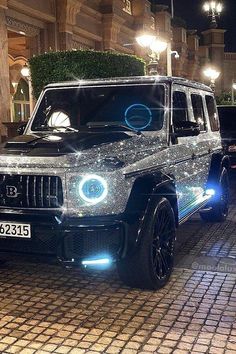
[136,34,156,48]
[203,68,220,80]
[21,64,30,77]
[150,39,168,54]
[216,3,222,12]
[211,1,216,9]
[203,2,210,11]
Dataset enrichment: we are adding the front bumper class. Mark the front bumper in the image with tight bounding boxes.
[0,211,130,264]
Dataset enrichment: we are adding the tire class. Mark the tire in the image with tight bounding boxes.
[200,168,230,222]
[117,197,176,290]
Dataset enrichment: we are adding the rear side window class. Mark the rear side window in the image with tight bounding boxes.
[191,94,206,131]
[205,95,219,131]
[173,91,189,124]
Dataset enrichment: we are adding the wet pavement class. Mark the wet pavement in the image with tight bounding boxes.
[0,183,235,353]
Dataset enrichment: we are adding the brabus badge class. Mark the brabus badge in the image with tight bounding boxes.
[6,185,20,198]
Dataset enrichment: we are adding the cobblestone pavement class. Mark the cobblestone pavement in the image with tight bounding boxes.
[0,186,235,353]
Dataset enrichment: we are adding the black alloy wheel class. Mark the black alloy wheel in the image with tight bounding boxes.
[117,197,176,290]
[152,206,175,281]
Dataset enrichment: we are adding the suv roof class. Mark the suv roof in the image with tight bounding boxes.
[45,76,212,93]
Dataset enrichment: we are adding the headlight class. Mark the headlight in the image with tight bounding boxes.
[78,174,108,205]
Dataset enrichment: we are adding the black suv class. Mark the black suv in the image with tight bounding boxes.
[218,105,236,167]
[0,76,230,289]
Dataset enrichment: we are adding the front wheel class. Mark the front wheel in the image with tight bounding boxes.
[200,168,230,222]
[117,197,176,290]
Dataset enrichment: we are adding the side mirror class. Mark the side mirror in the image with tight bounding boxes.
[174,121,200,138]
[17,123,27,135]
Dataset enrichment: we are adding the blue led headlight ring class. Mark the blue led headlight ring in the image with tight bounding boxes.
[78,174,108,205]
[125,104,153,131]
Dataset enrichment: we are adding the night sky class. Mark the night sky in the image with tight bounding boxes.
[152,0,236,52]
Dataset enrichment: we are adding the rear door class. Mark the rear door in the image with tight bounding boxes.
[170,85,205,220]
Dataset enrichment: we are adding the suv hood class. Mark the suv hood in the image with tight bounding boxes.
[0,131,166,169]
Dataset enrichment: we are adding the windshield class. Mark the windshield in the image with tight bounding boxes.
[218,107,236,131]
[31,84,166,132]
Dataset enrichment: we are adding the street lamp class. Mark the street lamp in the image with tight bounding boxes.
[203,1,223,28]
[136,34,168,75]
[20,63,34,115]
[232,83,236,105]
[203,67,220,90]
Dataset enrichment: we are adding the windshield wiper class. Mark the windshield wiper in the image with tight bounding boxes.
[86,122,142,135]
[34,125,79,133]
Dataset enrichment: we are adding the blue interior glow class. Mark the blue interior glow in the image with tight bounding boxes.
[124,103,152,131]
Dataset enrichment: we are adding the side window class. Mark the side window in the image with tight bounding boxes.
[173,91,189,124]
[191,94,207,131]
[205,95,219,131]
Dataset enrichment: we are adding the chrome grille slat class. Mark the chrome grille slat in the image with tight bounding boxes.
[33,176,37,207]
[0,174,63,209]
[48,176,51,207]
[26,176,30,207]
[40,176,44,207]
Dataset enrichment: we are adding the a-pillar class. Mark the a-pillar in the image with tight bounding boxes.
[0,2,10,138]
[202,28,226,94]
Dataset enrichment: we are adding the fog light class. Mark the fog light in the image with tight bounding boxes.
[82,258,111,266]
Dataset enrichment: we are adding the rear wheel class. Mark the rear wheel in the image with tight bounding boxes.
[200,168,230,222]
[117,197,176,290]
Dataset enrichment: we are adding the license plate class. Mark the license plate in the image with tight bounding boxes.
[0,222,31,238]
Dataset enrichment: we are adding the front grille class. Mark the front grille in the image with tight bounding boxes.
[0,174,63,209]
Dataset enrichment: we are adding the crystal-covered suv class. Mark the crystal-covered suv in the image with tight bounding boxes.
[0,76,230,289]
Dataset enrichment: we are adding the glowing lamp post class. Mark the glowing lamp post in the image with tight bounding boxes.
[203,1,223,28]
[136,34,168,75]
[232,83,236,105]
[21,63,34,115]
[203,67,220,91]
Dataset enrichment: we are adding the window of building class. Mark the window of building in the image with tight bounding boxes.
[13,78,30,122]
[205,95,219,131]
[173,91,189,124]
[191,94,206,131]
[123,0,132,14]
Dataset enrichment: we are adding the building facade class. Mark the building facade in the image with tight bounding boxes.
[0,0,236,137]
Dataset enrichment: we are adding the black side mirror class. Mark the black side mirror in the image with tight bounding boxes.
[17,123,27,135]
[174,121,200,138]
